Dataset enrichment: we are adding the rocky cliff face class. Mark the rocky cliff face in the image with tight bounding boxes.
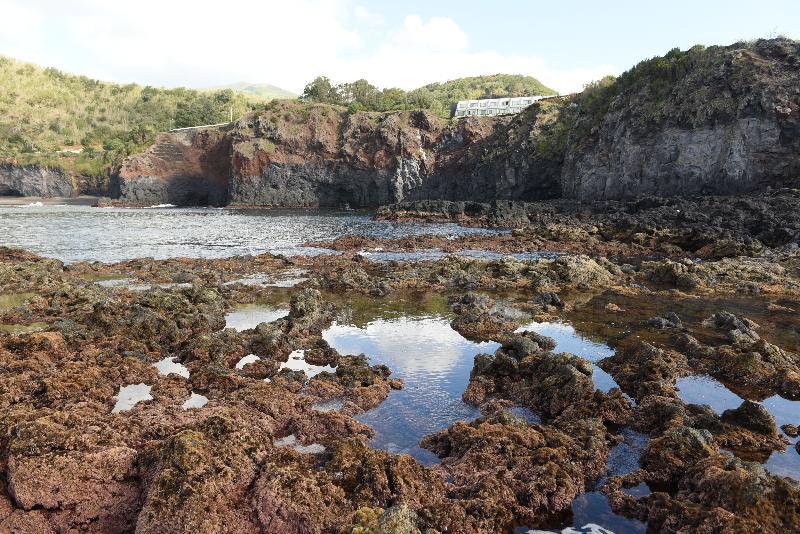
[560,38,800,200]
[0,163,75,197]
[113,129,232,206]
[115,38,800,207]
[117,104,519,207]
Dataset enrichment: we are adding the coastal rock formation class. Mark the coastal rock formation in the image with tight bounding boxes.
[113,38,800,207]
[561,38,800,200]
[113,129,232,206]
[0,163,74,197]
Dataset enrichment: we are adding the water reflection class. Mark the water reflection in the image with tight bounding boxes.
[280,350,336,378]
[516,321,620,393]
[224,304,289,331]
[569,492,646,534]
[112,383,152,413]
[677,375,800,481]
[153,356,190,378]
[323,316,499,464]
[182,392,208,409]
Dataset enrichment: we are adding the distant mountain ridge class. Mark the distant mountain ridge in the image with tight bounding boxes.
[203,82,297,101]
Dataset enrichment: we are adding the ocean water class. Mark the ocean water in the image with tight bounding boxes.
[0,204,499,263]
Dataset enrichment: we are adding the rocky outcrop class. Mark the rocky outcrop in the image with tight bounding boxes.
[115,38,800,207]
[561,38,800,200]
[0,163,75,197]
[113,129,232,206]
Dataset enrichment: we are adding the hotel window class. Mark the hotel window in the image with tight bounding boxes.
[469,102,478,108]
[502,100,509,106]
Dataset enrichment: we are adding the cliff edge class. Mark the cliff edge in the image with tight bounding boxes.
[115,38,800,206]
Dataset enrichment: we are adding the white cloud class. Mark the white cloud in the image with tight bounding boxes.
[0,2,617,94]
[388,15,469,52]
[354,5,383,25]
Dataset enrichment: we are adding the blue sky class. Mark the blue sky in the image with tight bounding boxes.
[0,0,796,93]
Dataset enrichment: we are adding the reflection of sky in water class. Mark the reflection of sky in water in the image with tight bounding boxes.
[676,375,743,413]
[153,356,190,378]
[359,249,561,263]
[607,428,650,478]
[182,392,208,409]
[235,354,260,370]
[323,316,499,464]
[569,492,646,534]
[280,350,337,378]
[516,321,619,393]
[677,375,800,481]
[112,383,152,413]
[224,305,289,331]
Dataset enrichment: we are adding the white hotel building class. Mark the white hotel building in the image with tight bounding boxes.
[452,95,548,118]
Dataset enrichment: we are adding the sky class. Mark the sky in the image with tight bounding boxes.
[0,0,797,94]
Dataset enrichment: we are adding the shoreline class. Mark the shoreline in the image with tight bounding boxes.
[0,195,99,206]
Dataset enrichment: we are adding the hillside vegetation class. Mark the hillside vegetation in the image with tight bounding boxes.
[0,56,263,180]
[204,82,297,101]
[301,74,557,116]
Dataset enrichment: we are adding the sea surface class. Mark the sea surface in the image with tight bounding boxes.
[0,203,499,263]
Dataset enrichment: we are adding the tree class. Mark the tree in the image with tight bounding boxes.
[301,76,338,104]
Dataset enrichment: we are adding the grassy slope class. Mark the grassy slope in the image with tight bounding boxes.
[0,57,556,188]
[204,82,297,100]
[0,56,263,182]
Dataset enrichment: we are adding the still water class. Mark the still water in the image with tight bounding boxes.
[0,204,498,263]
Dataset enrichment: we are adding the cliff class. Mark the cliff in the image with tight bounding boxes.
[0,163,75,197]
[114,129,232,206]
[116,103,520,207]
[114,38,800,206]
[560,37,800,200]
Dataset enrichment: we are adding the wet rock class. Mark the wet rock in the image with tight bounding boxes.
[721,400,777,435]
[643,454,800,533]
[136,415,270,533]
[781,423,799,437]
[550,255,615,286]
[705,311,760,342]
[449,293,525,342]
[6,445,139,532]
[678,330,800,400]
[464,333,631,423]
[646,311,683,329]
[599,341,689,399]
[532,291,564,309]
[643,259,702,290]
[421,414,609,527]
[376,504,421,534]
[641,426,717,487]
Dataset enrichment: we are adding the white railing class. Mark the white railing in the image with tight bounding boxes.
[169,122,230,132]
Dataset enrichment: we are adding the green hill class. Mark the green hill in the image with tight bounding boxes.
[419,74,558,104]
[0,56,557,185]
[0,56,263,179]
[204,82,297,101]
[301,74,557,117]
